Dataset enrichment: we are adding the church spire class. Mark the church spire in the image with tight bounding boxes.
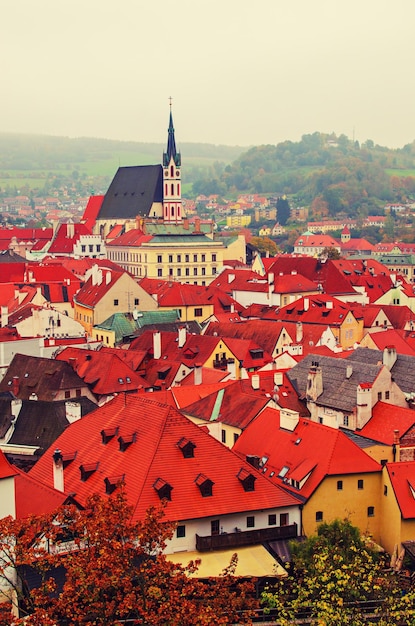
[163,97,181,167]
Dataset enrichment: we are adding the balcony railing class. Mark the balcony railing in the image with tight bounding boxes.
[196,523,297,552]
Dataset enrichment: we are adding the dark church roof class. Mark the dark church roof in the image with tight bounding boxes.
[97,165,163,220]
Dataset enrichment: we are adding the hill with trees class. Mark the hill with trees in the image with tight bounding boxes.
[193,133,415,218]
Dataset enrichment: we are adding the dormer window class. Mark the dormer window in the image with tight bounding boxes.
[153,478,173,501]
[195,473,214,497]
[62,452,77,468]
[101,427,119,445]
[237,468,256,492]
[80,462,99,481]
[104,475,125,495]
[118,433,137,452]
[177,437,196,458]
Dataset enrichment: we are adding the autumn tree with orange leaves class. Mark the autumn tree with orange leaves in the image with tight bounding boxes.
[0,491,257,625]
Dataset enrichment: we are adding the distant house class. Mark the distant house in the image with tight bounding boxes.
[293,232,341,257]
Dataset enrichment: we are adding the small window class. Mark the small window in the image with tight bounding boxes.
[385,391,390,400]
[157,255,162,263]
[114,299,119,306]
[358,479,364,490]
[280,513,289,526]
[134,298,139,306]
[194,308,203,317]
[176,525,186,538]
[367,506,375,517]
[64,390,71,399]
[316,511,323,522]
[384,485,388,496]
[377,392,382,402]
[169,254,173,263]
[246,516,255,528]
[158,269,163,277]
[268,514,276,526]
[185,254,189,263]
[193,254,198,262]
[212,254,217,262]
[221,429,226,443]
[337,480,343,490]
[211,519,220,535]
[234,433,239,444]
[193,267,198,276]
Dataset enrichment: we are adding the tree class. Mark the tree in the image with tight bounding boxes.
[250,236,278,257]
[262,519,415,625]
[0,491,257,625]
[276,196,290,226]
[320,246,341,260]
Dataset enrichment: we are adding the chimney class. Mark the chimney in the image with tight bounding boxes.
[183,218,189,230]
[356,383,372,429]
[346,365,353,379]
[53,449,64,492]
[11,399,22,420]
[230,303,235,313]
[194,363,202,386]
[383,346,397,371]
[393,429,400,462]
[296,321,303,343]
[1,306,8,327]
[153,331,161,360]
[12,376,19,397]
[194,217,201,233]
[106,271,111,285]
[178,326,186,348]
[268,272,274,285]
[65,401,82,424]
[306,361,323,402]
[226,358,236,380]
[303,297,309,312]
[67,222,74,238]
[97,269,103,285]
[91,264,99,286]
[251,374,260,390]
[280,408,299,431]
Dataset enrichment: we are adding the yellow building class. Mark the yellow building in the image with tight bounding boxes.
[380,463,415,556]
[226,214,251,228]
[73,266,157,336]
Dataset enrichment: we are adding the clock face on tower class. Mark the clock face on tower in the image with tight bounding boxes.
[176,171,180,176]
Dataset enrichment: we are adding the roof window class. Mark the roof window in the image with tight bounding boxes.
[104,475,125,495]
[101,427,119,445]
[195,473,214,497]
[80,462,99,481]
[177,437,196,458]
[237,468,256,492]
[118,432,137,452]
[153,478,173,501]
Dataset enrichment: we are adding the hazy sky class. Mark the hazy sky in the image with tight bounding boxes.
[2,0,415,149]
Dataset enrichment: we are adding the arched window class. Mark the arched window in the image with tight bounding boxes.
[170,165,174,177]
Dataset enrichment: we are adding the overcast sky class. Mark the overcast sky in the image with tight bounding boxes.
[2,0,415,149]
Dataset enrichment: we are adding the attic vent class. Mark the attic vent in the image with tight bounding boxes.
[153,478,173,501]
[104,475,125,495]
[237,468,256,492]
[195,473,214,497]
[79,462,99,481]
[101,427,119,445]
[177,437,196,458]
[118,433,137,452]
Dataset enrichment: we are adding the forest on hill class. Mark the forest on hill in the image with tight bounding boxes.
[193,133,415,218]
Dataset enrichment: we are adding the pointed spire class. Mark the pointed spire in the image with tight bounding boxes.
[163,97,181,167]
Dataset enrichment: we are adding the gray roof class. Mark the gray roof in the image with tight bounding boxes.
[287,353,383,412]
[347,347,415,396]
[97,165,163,219]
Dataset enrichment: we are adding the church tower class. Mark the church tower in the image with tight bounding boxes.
[162,101,182,223]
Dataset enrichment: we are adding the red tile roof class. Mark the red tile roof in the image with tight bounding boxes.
[48,223,92,254]
[139,278,211,307]
[359,402,415,445]
[233,409,381,499]
[56,347,150,395]
[386,462,415,519]
[29,394,300,521]
[81,195,104,231]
